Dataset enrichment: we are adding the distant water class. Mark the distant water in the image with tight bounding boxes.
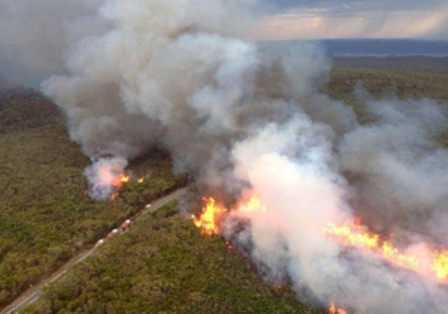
[334,53,448,58]
[319,39,448,57]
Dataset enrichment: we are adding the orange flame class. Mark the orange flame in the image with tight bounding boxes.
[193,195,448,283]
[192,196,268,235]
[273,285,282,293]
[323,220,379,250]
[107,174,131,200]
[238,196,267,214]
[324,219,448,282]
[382,240,419,269]
[119,174,130,183]
[192,197,227,235]
[329,304,347,314]
[432,249,448,279]
[110,173,130,188]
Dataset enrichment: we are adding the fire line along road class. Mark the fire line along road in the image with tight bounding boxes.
[2,187,190,314]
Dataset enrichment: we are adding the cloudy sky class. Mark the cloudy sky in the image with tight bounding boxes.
[257,0,448,40]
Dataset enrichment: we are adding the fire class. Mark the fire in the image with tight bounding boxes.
[324,219,448,282]
[329,304,347,314]
[238,196,267,214]
[104,174,131,200]
[85,158,149,201]
[432,249,448,279]
[110,192,119,201]
[323,220,379,250]
[192,197,226,235]
[382,240,419,269]
[103,173,147,200]
[193,195,448,284]
[273,285,282,293]
[121,174,130,183]
[192,196,268,235]
[113,174,130,186]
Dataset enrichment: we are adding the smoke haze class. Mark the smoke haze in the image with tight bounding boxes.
[2,0,448,312]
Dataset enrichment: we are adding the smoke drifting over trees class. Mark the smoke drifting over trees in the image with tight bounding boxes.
[2,0,448,312]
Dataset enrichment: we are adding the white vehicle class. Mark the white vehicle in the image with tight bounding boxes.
[145,204,152,209]
[95,239,104,248]
[108,228,119,238]
[121,219,131,230]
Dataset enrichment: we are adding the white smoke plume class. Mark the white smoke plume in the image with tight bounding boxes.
[84,157,128,201]
[3,0,448,312]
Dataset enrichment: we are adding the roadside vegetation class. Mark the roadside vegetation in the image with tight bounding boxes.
[2,56,448,312]
[0,86,185,308]
[23,202,322,313]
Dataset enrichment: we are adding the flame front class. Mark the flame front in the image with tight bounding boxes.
[192,196,267,235]
[329,304,347,314]
[324,219,448,282]
[192,197,226,235]
[238,196,267,214]
[433,249,448,279]
[323,220,379,249]
[193,195,448,284]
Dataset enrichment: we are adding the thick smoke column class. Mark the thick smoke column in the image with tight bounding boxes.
[4,0,448,312]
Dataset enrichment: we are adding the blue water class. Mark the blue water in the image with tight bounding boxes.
[320,39,448,57]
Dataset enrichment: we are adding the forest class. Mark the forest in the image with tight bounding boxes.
[0,56,447,312]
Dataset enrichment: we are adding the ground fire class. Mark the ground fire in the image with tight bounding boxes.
[191,197,226,235]
[329,303,347,314]
[192,197,448,284]
[84,158,146,201]
[109,174,131,200]
[323,219,448,282]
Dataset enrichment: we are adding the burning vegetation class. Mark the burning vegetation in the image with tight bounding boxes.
[84,157,147,201]
[329,303,347,314]
[324,220,448,282]
[4,0,448,312]
[191,197,226,235]
[193,196,448,286]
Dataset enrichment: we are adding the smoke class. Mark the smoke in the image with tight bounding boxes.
[340,97,448,239]
[84,157,128,200]
[0,0,106,87]
[3,0,448,312]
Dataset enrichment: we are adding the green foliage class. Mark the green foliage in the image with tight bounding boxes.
[3,57,448,311]
[23,202,323,314]
[323,57,448,124]
[326,57,448,102]
[0,88,186,308]
[333,56,448,74]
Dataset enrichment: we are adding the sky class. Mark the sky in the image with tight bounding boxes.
[258,0,448,40]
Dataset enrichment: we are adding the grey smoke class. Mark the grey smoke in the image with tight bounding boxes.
[340,97,448,239]
[2,0,448,312]
[0,0,106,86]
